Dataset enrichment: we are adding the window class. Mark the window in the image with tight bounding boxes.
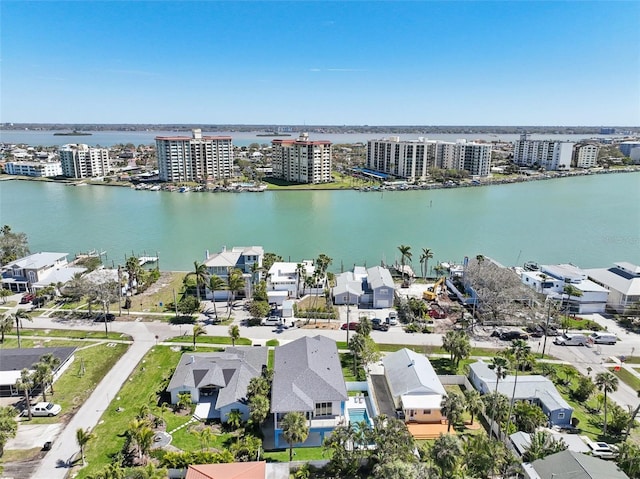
[423,409,431,415]
[315,402,332,417]
[558,412,565,419]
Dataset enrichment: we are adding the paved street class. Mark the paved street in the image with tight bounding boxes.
[5,299,640,479]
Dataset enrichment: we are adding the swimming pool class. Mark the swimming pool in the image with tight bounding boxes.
[348,407,371,426]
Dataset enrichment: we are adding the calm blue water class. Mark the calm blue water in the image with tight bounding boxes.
[349,408,370,425]
[0,173,638,271]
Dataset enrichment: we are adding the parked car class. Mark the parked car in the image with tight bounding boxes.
[95,313,116,322]
[340,322,359,331]
[372,318,389,331]
[554,423,580,434]
[387,311,398,325]
[22,402,62,417]
[20,293,35,304]
[428,308,447,319]
[261,316,282,326]
[554,333,589,346]
[499,330,529,341]
[32,296,47,308]
[582,437,619,459]
[539,323,560,336]
[526,325,545,338]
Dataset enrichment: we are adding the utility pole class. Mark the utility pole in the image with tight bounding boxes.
[346,295,351,345]
[173,289,179,318]
[541,299,554,359]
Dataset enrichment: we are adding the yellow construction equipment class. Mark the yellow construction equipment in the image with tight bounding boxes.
[423,277,445,301]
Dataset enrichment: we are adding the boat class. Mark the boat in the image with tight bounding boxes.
[524,261,540,271]
[149,185,161,191]
[178,186,191,193]
[53,130,92,136]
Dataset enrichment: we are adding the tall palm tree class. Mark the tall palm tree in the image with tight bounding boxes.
[228,324,240,347]
[39,353,61,394]
[227,269,245,319]
[13,309,31,348]
[15,369,34,420]
[420,248,434,279]
[0,314,12,343]
[624,390,640,439]
[397,245,412,284]
[563,284,583,317]
[430,433,463,479]
[137,427,155,464]
[281,412,309,461]
[76,428,94,466]
[441,392,465,432]
[192,324,205,350]
[295,263,306,298]
[33,361,53,402]
[506,339,531,434]
[227,409,244,430]
[464,389,484,425]
[208,274,226,319]
[595,371,619,435]
[488,356,510,435]
[185,261,208,300]
[125,255,143,292]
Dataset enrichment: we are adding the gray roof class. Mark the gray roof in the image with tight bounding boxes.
[510,431,589,456]
[271,336,347,413]
[585,265,640,296]
[528,450,629,479]
[367,266,394,290]
[333,272,364,297]
[0,347,76,372]
[469,361,572,413]
[2,252,68,271]
[382,348,446,399]
[168,347,267,409]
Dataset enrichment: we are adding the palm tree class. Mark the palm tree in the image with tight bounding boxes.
[227,268,245,318]
[464,389,484,425]
[33,361,53,402]
[39,353,61,394]
[15,369,34,420]
[442,330,471,368]
[0,289,11,304]
[0,314,12,342]
[137,427,155,464]
[185,261,208,299]
[228,324,240,347]
[522,430,567,462]
[397,245,412,284]
[192,324,205,350]
[249,394,270,427]
[13,309,31,348]
[624,390,640,439]
[281,411,309,461]
[209,274,226,319]
[125,255,143,292]
[595,371,619,435]
[194,426,213,451]
[0,406,18,457]
[562,284,583,317]
[76,428,94,466]
[441,392,465,432]
[430,433,463,479]
[488,356,510,435]
[420,248,434,278]
[506,339,531,434]
[227,409,244,436]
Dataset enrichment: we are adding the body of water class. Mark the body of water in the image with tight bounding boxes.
[0,129,618,148]
[1,173,638,271]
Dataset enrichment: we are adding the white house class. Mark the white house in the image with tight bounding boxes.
[1,252,85,293]
[203,246,264,299]
[267,260,323,298]
[520,264,609,314]
[585,262,640,313]
[382,348,447,423]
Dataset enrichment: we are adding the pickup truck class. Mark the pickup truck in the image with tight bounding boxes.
[22,402,62,417]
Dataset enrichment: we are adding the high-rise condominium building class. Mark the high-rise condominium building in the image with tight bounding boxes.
[271,133,332,184]
[512,134,574,171]
[572,143,600,168]
[366,137,492,181]
[155,129,233,183]
[59,144,110,178]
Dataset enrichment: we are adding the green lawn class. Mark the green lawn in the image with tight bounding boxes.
[340,353,366,382]
[17,328,131,341]
[76,344,223,478]
[611,367,640,391]
[263,446,328,462]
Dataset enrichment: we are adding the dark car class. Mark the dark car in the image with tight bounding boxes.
[95,313,116,322]
[499,330,529,341]
[372,318,389,331]
[340,322,359,331]
[526,325,545,338]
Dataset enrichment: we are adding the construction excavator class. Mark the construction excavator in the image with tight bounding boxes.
[423,277,445,301]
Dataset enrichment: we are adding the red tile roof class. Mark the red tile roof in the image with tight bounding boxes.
[185,461,266,479]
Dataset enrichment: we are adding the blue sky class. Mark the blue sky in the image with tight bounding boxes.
[1,1,639,125]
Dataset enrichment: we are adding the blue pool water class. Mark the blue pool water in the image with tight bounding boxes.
[349,408,370,425]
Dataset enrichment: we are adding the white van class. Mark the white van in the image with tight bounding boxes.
[589,332,617,345]
[554,333,589,346]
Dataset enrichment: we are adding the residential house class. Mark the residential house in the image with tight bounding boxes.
[522,450,629,479]
[382,348,447,423]
[1,252,86,293]
[167,347,268,422]
[0,347,76,397]
[270,336,347,448]
[333,266,394,309]
[185,461,289,479]
[585,262,640,313]
[469,361,573,426]
[266,260,322,299]
[203,246,264,299]
[510,431,590,457]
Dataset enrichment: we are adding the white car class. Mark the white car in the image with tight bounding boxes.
[581,437,619,459]
[24,402,62,417]
[260,316,282,326]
